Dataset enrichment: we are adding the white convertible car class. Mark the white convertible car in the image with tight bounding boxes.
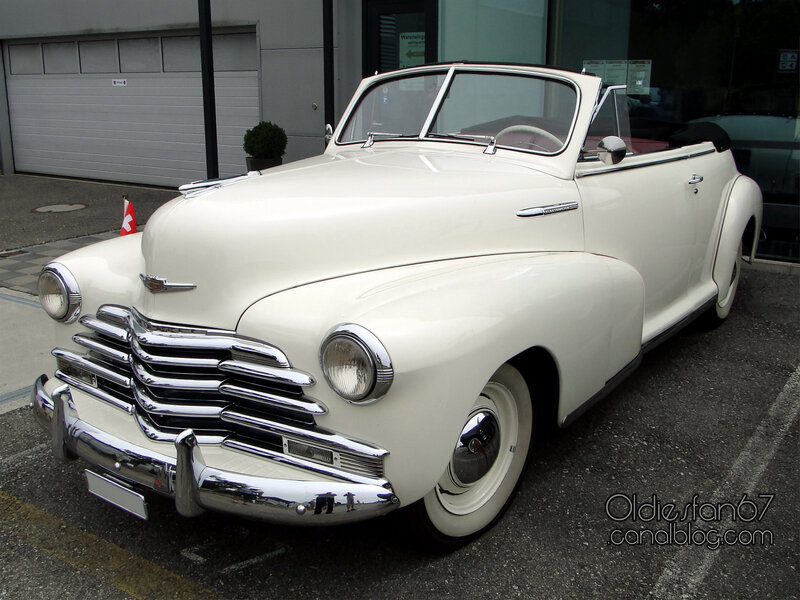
[32,63,761,546]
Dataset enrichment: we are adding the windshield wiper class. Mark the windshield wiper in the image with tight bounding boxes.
[426,132,499,154]
[427,132,494,143]
[362,131,418,148]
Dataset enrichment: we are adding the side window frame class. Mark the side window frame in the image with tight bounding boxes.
[581,85,630,161]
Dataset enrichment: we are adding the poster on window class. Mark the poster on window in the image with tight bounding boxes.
[399,32,425,69]
[626,60,652,94]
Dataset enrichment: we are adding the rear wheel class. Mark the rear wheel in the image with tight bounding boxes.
[704,240,743,327]
[410,363,533,548]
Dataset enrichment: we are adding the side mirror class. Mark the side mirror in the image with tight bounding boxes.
[325,123,333,143]
[597,136,627,165]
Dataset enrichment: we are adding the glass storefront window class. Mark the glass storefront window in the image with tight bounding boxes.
[550,0,800,261]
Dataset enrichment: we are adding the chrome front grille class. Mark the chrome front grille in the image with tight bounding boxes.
[54,305,387,483]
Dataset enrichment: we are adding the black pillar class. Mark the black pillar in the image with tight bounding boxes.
[198,0,219,179]
[323,0,335,143]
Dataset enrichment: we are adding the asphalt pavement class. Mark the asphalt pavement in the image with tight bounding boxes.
[0,173,177,251]
[0,173,798,599]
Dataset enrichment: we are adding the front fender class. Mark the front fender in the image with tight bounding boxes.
[713,175,762,303]
[237,252,644,504]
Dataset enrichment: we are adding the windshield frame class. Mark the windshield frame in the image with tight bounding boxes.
[335,65,582,158]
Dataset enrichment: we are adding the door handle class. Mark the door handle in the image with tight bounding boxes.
[688,174,704,185]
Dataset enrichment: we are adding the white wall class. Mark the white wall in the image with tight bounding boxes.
[438,0,547,65]
[0,0,364,175]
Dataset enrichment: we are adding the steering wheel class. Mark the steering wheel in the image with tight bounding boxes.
[495,125,562,151]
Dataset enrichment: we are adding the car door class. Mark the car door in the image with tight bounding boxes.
[576,88,698,344]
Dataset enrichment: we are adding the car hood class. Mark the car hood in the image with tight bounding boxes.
[139,146,582,328]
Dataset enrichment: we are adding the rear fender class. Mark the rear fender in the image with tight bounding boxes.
[713,176,762,304]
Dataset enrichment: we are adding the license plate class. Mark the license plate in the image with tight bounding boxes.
[85,470,149,520]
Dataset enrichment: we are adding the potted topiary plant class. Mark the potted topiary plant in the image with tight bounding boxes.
[243,121,287,170]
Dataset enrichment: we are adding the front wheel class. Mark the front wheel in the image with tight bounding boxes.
[409,363,533,548]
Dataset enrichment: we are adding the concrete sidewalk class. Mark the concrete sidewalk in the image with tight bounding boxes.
[0,173,177,251]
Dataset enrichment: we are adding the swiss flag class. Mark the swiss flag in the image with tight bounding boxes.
[121,195,137,236]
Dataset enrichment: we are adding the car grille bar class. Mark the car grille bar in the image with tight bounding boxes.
[52,305,386,481]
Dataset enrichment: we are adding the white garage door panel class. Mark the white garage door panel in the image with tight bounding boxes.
[8,72,259,187]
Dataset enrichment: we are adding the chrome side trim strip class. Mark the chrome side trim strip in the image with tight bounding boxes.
[576,148,716,178]
[516,201,579,218]
[218,360,315,387]
[222,438,388,487]
[219,382,327,415]
[220,410,389,458]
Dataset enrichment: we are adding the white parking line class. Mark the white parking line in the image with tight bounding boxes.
[0,386,33,405]
[218,547,288,574]
[0,291,40,309]
[649,365,800,599]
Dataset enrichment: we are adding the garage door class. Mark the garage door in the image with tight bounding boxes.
[4,32,259,187]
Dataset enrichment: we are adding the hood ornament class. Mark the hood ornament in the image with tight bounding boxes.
[140,274,197,293]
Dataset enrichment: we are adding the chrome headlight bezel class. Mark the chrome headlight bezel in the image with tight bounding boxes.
[38,262,81,323]
[320,323,393,404]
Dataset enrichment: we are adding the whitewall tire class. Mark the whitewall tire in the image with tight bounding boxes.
[412,362,534,546]
[704,240,743,327]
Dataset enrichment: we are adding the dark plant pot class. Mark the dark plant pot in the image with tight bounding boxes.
[246,156,282,171]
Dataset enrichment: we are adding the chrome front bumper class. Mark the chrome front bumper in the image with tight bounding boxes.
[32,375,399,523]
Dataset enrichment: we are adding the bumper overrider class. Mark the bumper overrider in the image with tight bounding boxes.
[32,375,399,523]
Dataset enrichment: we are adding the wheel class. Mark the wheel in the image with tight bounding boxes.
[495,124,562,151]
[409,363,534,548]
[703,240,743,327]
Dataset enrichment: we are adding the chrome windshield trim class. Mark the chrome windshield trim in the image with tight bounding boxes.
[220,410,389,458]
[219,382,327,415]
[337,64,581,158]
[53,348,132,389]
[223,439,388,487]
[218,360,315,387]
[419,65,456,136]
[516,201,579,218]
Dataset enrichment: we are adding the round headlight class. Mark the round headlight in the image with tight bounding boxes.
[320,324,393,403]
[38,263,81,323]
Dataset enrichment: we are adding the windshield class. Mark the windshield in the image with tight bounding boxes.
[338,69,579,155]
[339,73,447,143]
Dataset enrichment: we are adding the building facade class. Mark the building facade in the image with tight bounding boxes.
[1,0,797,259]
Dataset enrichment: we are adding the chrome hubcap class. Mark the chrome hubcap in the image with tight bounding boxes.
[451,410,500,486]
